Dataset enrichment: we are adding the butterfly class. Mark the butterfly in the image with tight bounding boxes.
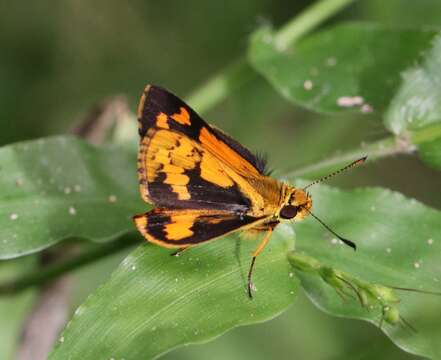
[133,85,365,298]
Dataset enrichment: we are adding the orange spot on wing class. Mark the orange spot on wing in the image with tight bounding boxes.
[171,107,191,125]
[200,153,234,188]
[162,164,184,174]
[164,221,194,240]
[199,127,259,176]
[133,214,147,228]
[156,113,169,129]
[164,173,189,186]
[171,185,191,200]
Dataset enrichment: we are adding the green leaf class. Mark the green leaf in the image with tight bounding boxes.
[49,235,298,360]
[385,33,441,134]
[384,33,441,171]
[292,183,441,359]
[50,183,441,359]
[0,136,144,259]
[0,257,36,359]
[249,22,436,114]
[418,138,441,170]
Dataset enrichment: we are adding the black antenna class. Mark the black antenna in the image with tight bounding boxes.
[303,156,367,190]
[306,209,356,251]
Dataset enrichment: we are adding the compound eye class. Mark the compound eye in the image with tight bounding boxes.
[280,205,298,219]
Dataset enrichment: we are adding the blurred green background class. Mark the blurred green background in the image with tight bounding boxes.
[1,1,441,359]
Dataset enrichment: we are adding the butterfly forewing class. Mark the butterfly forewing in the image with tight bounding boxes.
[136,85,278,214]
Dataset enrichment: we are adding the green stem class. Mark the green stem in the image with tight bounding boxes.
[186,58,254,114]
[0,234,141,295]
[275,0,356,49]
[186,0,357,113]
[287,136,399,179]
[288,122,441,179]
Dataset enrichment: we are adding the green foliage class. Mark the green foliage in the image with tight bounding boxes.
[288,184,441,358]
[0,258,36,359]
[249,22,436,114]
[385,34,441,134]
[49,238,298,359]
[48,184,441,359]
[419,138,441,169]
[0,136,143,259]
[385,34,441,170]
[2,1,441,359]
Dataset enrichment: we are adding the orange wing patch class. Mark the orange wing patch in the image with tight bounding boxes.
[156,113,169,129]
[199,127,260,177]
[171,107,191,125]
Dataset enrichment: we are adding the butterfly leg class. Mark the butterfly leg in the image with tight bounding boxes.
[247,227,274,299]
[170,247,189,257]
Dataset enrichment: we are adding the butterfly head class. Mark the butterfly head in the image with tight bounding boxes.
[279,156,368,224]
[279,188,312,222]
[277,156,368,251]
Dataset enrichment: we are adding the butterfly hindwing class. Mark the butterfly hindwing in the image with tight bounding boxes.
[133,208,266,248]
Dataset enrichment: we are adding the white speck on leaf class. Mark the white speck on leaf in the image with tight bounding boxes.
[361,104,373,113]
[15,178,24,187]
[331,238,338,245]
[64,187,72,194]
[303,80,313,90]
[10,213,18,221]
[386,247,391,253]
[337,96,364,107]
[69,206,76,215]
[108,195,117,203]
[427,238,434,245]
[131,265,136,271]
[326,57,337,66]
[59,336,64,343]
[75,307,83,316]
[74,185,82,192]
[289,272,294,278]
[414,262,420,269]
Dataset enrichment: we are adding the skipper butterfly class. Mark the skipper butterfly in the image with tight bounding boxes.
[133,85,365,298]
